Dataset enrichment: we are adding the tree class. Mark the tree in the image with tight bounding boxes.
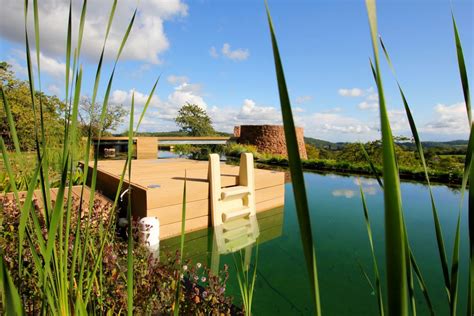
[0,62,66,151]
[305,144,320,160]
[78,97,128,137]
[175,103,215,136]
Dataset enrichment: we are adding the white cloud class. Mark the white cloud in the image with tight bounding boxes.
[221,43,249,61]
[110,78,208,132]
[36,52,66,78]
[209,46,219,58]
[358,101,378,110]
[305,112,372,135]
[168,83,207,111]
[366,93,378,101]
[338,88,364,97]
[422,102,470,135]
[5,57,27,77]
[238,99,281,122]
[207,99,283,132]
[8,49,66,79]
[47,84,61,96]
[355,88,378,111]
[295,95,313,104]
[388,110,409,131]
[322,107,342,113]
[167,75,189,85]
[0,0,188,64]
[294,107,305,113]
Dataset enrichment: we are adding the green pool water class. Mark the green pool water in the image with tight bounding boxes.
[161,171,469,315]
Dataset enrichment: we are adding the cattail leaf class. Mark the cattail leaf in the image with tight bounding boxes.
[0,255,24,315]
[126,93,134,315]
[379,35,451,303]
[0,87,21,155]
[359,143,384,189]
[452,13,471,124]
[265,2,321,314]
[365,0,408,314]
[359,181,384,315]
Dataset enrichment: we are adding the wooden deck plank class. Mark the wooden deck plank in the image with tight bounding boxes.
[147,185,285,225]
[85,158,285,239]
[158,196,285,239]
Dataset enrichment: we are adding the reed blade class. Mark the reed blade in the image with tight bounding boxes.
[136,76,160,131]
[365,0,408,314]
[468,134,474,316]
[265,2,321,314]
[126,93,135,315]
[452,13,471,124]
[174,170,187,316]
[379,36,451,302]
[451,11,472,316]
[0,255,24,315]
[0,87,21,155]
[359,143,384,189]
[410,251,435,315]
[359,182,384,315]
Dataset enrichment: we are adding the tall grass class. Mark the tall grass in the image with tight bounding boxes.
[1,0,471,314]
[0,0,158,313]
[266,0,470,315]
[265,2,322,314]
[233,245,259,316]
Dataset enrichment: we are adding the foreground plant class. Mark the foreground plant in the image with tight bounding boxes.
[0,195,233,314]
[265,2,322,314]
[233,245,259,316]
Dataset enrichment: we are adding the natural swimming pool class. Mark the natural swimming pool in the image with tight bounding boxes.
[161,171,469,315]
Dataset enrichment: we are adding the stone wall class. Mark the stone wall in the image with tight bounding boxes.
[235,125,307,159]
[233,126,241,138]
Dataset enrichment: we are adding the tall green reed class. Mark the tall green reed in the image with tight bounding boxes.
[362,2,471,315]
[358,180,384,316]
[0,0,159,313]
[365,0,410,313]
[233,245,259,316]
[266,0,470,315]
[451,11,473,316]
[264,2,322,314]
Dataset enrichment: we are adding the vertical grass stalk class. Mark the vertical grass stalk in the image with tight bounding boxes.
[265,2,321,314]
[365,0,408,314]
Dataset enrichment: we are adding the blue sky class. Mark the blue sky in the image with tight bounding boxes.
[0,0,472,141]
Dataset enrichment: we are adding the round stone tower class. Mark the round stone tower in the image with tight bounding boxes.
[235,125,307,159]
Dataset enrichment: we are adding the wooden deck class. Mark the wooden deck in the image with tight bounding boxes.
[83,158,285,239]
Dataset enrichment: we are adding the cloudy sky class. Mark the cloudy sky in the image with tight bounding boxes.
[0,0,472,142]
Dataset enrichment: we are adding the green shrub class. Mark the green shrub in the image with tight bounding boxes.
[224,143,259,157]
[0,195,234,314]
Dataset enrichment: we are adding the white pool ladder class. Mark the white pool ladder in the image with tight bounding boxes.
[208,153,256,227]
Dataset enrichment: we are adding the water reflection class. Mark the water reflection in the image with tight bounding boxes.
[331,189,356,198]
[332,177,380,198]
[211,215,260,274]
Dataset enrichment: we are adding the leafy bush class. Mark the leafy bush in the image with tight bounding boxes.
[225,143,259,157]
[0,195,234,314]
[305,144,320,160]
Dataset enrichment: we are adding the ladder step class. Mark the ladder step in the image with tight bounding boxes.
[222,207,252,222]
[220,185,250,200]
[223,225,250,240]
[227,235,256,252]
[222,217,251,231]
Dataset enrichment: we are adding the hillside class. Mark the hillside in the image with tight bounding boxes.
[304,137,346,150]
